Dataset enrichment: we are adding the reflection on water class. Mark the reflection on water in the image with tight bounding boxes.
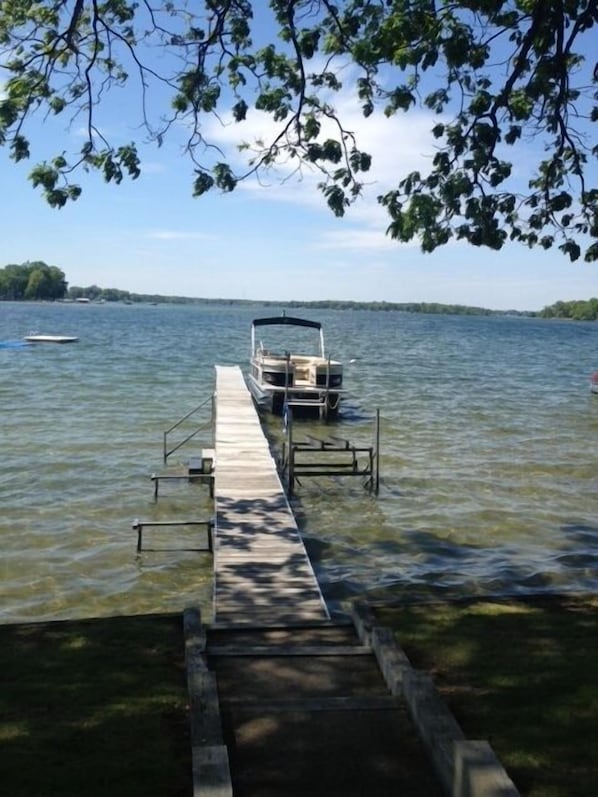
[1,301,597,622]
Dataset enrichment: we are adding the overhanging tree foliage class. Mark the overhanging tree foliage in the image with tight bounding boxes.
[1,1,597,261]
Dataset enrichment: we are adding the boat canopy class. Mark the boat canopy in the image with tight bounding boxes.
[251,316,322,330]
[251,315,326,358]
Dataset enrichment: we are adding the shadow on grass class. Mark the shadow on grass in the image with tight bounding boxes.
[1,614,191,797]
[3,598,596,797]
[376,594,598,797]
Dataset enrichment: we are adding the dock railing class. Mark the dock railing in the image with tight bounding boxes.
[163,394,214,465]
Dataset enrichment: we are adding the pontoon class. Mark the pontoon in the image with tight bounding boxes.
[247,315,344,419]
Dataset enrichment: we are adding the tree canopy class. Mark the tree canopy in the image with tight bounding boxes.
[0,261,68,299]
[1,1,597,261]
[539,296,598,319]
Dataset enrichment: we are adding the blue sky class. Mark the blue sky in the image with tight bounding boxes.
[2,21,597,311]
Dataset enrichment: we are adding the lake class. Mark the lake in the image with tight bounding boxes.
[1,300,597,623]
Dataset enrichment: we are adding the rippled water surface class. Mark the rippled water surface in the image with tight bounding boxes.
[1,301,597,622]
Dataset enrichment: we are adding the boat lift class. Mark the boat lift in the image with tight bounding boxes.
[280,406,380,496]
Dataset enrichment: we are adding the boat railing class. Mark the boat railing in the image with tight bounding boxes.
[280,354,344,418]
[163,394,215,464]
[284,353,292,404]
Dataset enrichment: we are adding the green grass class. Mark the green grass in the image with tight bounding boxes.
[376,594,598,797]
[0,614,191,797]
[2,598,596,797]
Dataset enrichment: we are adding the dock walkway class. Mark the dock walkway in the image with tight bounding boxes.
[212,365,328,626]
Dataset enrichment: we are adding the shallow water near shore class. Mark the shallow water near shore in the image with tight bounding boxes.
[1,300,597,623]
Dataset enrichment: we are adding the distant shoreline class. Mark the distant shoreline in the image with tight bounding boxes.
[3,262,596,318]
[1,295,537,317]
[4,294,598,320]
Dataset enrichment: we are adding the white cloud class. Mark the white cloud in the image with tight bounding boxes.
[139,160,166,175]
[196,86,441,238]
[314,227,401,252]
[201,83,436,170]
[146,229,213,241]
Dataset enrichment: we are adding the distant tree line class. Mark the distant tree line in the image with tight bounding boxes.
[282,300,532,316]
[3,263,596,321]
[67,285,209,304]
[538,298,598,321]
[65,289,531,316]
[0,261,67,300]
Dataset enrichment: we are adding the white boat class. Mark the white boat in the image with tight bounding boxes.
[247,315,344,418]
[24,335,79,344]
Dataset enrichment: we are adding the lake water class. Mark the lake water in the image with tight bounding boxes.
[1,301,597,623]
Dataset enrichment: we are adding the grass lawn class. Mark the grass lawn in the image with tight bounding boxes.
[0,614,191,797]
[376,593,598,797]
[1,596,596,797]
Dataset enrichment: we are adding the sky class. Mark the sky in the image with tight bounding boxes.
[1,12,597,312]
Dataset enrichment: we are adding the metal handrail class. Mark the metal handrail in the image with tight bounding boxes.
[163,394,214,464]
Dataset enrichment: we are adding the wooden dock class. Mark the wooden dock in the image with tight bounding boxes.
[212,365,329,626]
[182,365,521,796]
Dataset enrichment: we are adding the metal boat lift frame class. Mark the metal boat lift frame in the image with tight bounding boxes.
[281,406,380,496]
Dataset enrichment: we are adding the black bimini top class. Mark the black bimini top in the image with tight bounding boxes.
[251,316,322,330]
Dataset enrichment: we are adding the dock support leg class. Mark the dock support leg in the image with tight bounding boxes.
[133,519,143,553]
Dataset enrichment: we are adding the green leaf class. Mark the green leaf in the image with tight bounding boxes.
[10,134,29,161]
[192,171,215,197]
[232,100,248,121]
[321,184,348,217]
[583,242,598,262]
[559,240,581,261]
[213,163,236,192]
